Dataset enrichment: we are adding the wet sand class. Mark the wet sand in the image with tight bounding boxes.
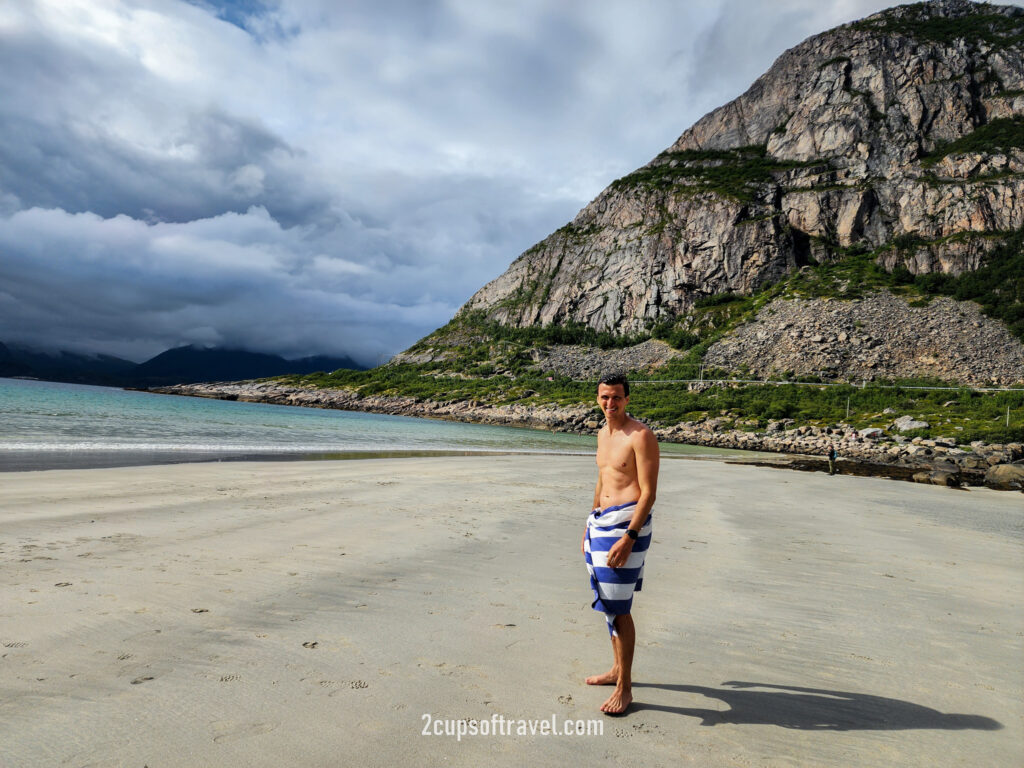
[0,456,1020,766]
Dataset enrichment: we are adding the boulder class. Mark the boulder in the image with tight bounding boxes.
[984,464,1024,491]
[913,470,960,487]
[893,416,929,432]
[928,471,961,488]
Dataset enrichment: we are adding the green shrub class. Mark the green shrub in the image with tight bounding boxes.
[921,117,1024,166]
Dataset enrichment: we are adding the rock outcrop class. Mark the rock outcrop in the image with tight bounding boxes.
[702,292,1024,385]
[460,0,1024,336]
[533,340,681,380]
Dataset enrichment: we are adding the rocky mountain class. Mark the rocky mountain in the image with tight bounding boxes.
[0,342,364,387]
[0,343,138,386]
[131,346,364,387]
[452,0,1024,380]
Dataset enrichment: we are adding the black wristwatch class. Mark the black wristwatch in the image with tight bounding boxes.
[625,528,639,540]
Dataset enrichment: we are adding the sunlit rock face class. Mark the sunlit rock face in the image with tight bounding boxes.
[461,0,1024,334]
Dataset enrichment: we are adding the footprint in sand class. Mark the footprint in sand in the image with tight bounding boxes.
[191,608,209,613]
[326,680,369,696]
[211,721,277,743]
[615,722,659,738]
[130,676,154,685]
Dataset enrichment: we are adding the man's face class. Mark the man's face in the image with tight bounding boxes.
[597,383,628,419]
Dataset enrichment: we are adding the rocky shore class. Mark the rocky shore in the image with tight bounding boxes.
[145,381,1024,491]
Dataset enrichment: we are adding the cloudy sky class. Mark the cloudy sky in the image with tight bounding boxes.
[0,0,920,366]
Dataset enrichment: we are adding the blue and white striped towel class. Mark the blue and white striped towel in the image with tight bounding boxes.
[584,501,652,636]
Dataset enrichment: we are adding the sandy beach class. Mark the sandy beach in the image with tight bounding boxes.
[1,455,1020,767]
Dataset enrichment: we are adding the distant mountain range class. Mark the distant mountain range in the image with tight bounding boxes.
[0,342,364,388]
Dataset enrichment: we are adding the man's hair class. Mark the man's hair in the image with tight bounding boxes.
[597,372,629,397]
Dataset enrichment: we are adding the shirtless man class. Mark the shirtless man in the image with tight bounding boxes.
[581,373,659,714]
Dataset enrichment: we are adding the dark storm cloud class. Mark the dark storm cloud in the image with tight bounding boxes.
[0,24,326,226]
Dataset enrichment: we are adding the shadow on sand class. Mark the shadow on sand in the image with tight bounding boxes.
[631,681,1002,731]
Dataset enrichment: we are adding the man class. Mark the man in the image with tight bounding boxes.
[582,372,659,714]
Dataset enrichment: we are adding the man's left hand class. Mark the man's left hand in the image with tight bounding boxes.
[606,535,634,569]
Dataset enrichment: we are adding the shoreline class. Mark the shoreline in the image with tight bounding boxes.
[0,445,774,474]
[0,448,542,473]
[144,381,1024,491]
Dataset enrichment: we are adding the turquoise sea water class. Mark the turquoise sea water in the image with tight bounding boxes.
[0,378,742,470]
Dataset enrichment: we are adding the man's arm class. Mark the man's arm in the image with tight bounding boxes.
[583,473,603,553]
[605,427,659,568]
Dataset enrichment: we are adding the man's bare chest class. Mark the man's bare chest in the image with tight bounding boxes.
[597,439,636,474]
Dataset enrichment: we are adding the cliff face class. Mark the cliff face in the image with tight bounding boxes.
[460,0,1024,334]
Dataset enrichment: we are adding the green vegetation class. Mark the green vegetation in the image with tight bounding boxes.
[851,4,1024,49]
[625,379,1024,444]
[609,145,827,203]
[778,228,1024,343]
[819,56,851,69]
[912,227,1024,339]
[783,238,923,300]
[921,116,1024,166]
[278,357,1024,446]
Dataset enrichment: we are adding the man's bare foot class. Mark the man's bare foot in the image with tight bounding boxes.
[585,669,618,685]
[600,687,632,714]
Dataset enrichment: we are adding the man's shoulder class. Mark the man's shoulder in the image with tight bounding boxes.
[627,417,659,449]
[626,415,654,436]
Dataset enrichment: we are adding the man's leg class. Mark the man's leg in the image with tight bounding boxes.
[600,614,634,713]
[584,637,619,687]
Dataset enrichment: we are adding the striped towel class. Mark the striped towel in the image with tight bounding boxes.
[584,501,652,637]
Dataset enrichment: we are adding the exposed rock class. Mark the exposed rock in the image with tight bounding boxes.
[984,463,1024,490]
[460,1,1024,340]
[929,470,961,487]
[702,292,1024,385]
[913,469,960,486]
[893,415,931,432]
[534,340,681,380]
[149,381,594,432]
